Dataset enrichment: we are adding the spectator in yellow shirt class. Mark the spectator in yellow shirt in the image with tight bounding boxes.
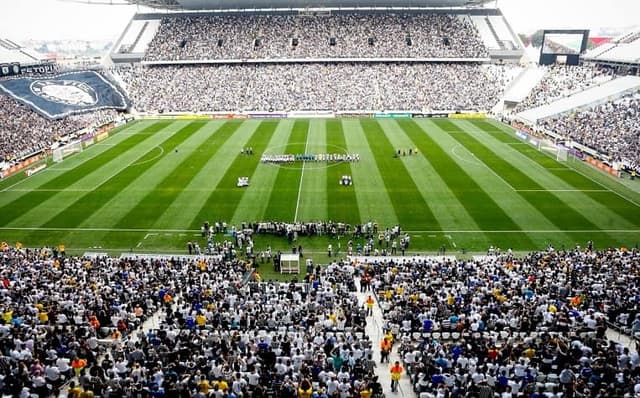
[197,375,211,395]
[214,378,229,392]
[298,379,313,398]
[360,386,373,398]
[196,313,206,328]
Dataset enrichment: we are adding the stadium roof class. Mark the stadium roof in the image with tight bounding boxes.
[123,0,491,10]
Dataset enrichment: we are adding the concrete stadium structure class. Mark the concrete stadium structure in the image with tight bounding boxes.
[124,0,491,10]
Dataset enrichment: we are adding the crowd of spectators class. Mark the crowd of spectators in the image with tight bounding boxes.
[539,92,640,172]
[119,63,505,113]
[3,240,640,398]
[144,13,488,62]
[361,246,640,397]
[0,246,384,398]
[514,65,613,113]
[0,95,119,162]
[204,220,402,243]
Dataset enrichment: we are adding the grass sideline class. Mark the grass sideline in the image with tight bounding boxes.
[1,117,639,276]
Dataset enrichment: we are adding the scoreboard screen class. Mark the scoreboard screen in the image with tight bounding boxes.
[541,30,589,55]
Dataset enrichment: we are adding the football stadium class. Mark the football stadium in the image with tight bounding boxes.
[0,0,640,396]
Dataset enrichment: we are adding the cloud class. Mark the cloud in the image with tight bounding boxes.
[498,0,639,34]
[0,0,637,41]
[0,0,137,41]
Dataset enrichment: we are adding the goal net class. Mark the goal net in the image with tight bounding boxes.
[556,146,569,162]
[52,141,82,163]
[537,138,569,162]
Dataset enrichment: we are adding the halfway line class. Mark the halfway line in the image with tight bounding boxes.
[1,227,638,234]
[293,123,311,222]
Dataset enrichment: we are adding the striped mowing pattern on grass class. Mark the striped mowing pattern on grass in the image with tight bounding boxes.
[1,118,639,254]
[263,119,309,222]
[0,121,172,227]
[476,119,640,227]
[360,118,439,230]
[325,119,358,224]
[191,120,280,229]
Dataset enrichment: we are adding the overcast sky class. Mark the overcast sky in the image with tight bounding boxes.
[0,0,638,41]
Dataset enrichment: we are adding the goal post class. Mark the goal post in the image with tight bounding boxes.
[556,146,569,162]
[52,141,82,163]
[536,138,570,162]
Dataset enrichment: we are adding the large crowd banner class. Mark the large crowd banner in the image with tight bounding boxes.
[0,70,128,119]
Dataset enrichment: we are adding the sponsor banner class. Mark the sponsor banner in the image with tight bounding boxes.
[95,132,109,143]
[337,112,372,118]
[511,121,538,137]
[515,131,528,141]
[411,113,448,118]
[585,156,619,177]
[448,112,487,119]
[0,63,21,78]
[175,114,211,120]
[26,163,46,177]
[288,111,334,118]
[95,122,115,135]
[210,113,238,119]
[0,70,128,120]
[248,113,286,119]
[374,113,413,119]
[80,132,94,142]
[1,154,44,178]
[569,148,584,160]
[140,114,175,120]
[20,63,57,75]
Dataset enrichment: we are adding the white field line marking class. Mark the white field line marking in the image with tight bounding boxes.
[1,226,639,234]
[444,234,457,248]
[129,145,164,167]
[1,138,121,193]
[5,188,231,193]
[86,144,164,191]
[450,145,482,166]
[457,144,516,191]
[294,124,311,222]
[567,164,640,208]
[515,189,609,193]
[518,135,640,208]
[6,189,92,192]
[1,176,38,193]
[489,122,640,209]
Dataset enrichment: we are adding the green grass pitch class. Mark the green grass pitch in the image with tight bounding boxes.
[1,117,639,261]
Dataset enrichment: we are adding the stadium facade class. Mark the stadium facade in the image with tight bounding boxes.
[109,3,524,65]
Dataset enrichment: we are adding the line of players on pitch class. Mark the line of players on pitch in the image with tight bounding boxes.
[261,153,360,163]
